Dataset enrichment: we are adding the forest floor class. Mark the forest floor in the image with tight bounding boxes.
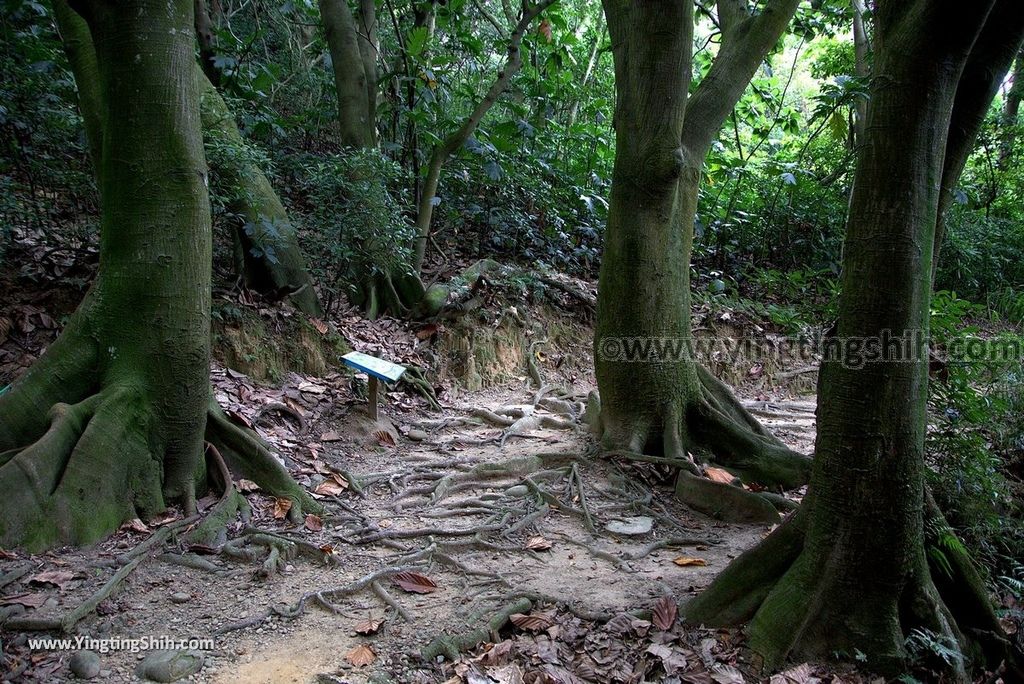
[0,258,862,684]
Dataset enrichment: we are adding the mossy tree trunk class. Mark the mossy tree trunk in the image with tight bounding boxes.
[595,0,807,523]
[53,0,323,316]
[999,48,1024,168]
[0,0,312,551]
[198,71,324,316]
[932,3,1024,279]
[687,2,1023,677]
[320,0,377,149]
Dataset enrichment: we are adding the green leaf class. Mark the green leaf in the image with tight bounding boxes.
[407,26,429,58]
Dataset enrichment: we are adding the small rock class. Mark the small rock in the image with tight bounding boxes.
[70,651,101,679]
[136,650,204,683]
[504,484,529,498]
[169,592,191,604]
[406,429,429,442]
[605,516,654,536]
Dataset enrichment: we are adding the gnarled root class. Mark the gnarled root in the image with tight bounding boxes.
[205,399,320,524]
[593,367,810,524]
[421,597,533,662]
[684,493,1017,680]
[0,352,316,550]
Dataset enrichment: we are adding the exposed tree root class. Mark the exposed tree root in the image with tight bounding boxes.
[0,349,317,550]
[684,492,1021,679]
[274,549,435,621]
[1,514,202,632]
[421,597,533,662]
[255,402,307,433]
[399,366,441,410]
[371,580,413,622]
[206,399,320,522]
[590,365,811,524]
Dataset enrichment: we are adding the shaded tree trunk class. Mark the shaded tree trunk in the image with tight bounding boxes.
[53,1,323,316]
[595,0,807,523]
[850,0,868,146]
[687,2,1022,677]
[932,4,1024,279]
[198,70,324,316]
[320,0,376,149]
[0,0,311,551]
[194,0,220,86]
[999,50,1024,168]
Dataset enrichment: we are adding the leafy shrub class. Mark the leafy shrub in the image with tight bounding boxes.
[936,212,1024,300]
[284,149,414,310]
[927,292,1024,575]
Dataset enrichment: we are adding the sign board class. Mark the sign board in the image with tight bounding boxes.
[341,351,407,383]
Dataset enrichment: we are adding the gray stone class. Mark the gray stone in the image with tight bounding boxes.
[406,429,429,442]
[136,650,204,683]
[605,516,654,536]
[504,484,529,498]
[69,651,101,679]
[169,592,191,604]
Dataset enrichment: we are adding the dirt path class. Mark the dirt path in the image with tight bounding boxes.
[0,364,818,683]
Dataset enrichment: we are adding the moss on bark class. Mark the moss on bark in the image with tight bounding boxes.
[684,3,1022,678]
[0,0,315,551]
[596,0,807,523]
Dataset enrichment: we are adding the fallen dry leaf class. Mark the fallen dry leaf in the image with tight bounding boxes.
[29,570,76,590]
[355,616,383,635]
[298,381,327,395]
[148,509,180,526]
[310,317,329,335]
[372,429,396,447]
[304,514,323,532]
[415,323,438,341]
[236,479,260,493]
[673,556,707,567]
[476,639,514,666]
[705,467,736,484]
[393,571,439,594]
[509,612,554,632]
[769,662,817,684]
[524,536,552,551]
[0,593,48,608]
[344,643,376,667]
[652,595,677,631]
[313,473,349,496]
[711,664,745,684]
[271,497,293,519]
[225,409,254,429]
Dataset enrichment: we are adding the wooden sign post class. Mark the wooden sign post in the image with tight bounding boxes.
[341,351,407,421]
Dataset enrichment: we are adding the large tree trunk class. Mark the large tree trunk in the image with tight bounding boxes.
[932,5,1024,279]
[320,0,376,149]
[595,0,807,523]
[0,0,311,551]
[687,2,1021,677]
[850,0,868,146]
[53,1,323,316]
